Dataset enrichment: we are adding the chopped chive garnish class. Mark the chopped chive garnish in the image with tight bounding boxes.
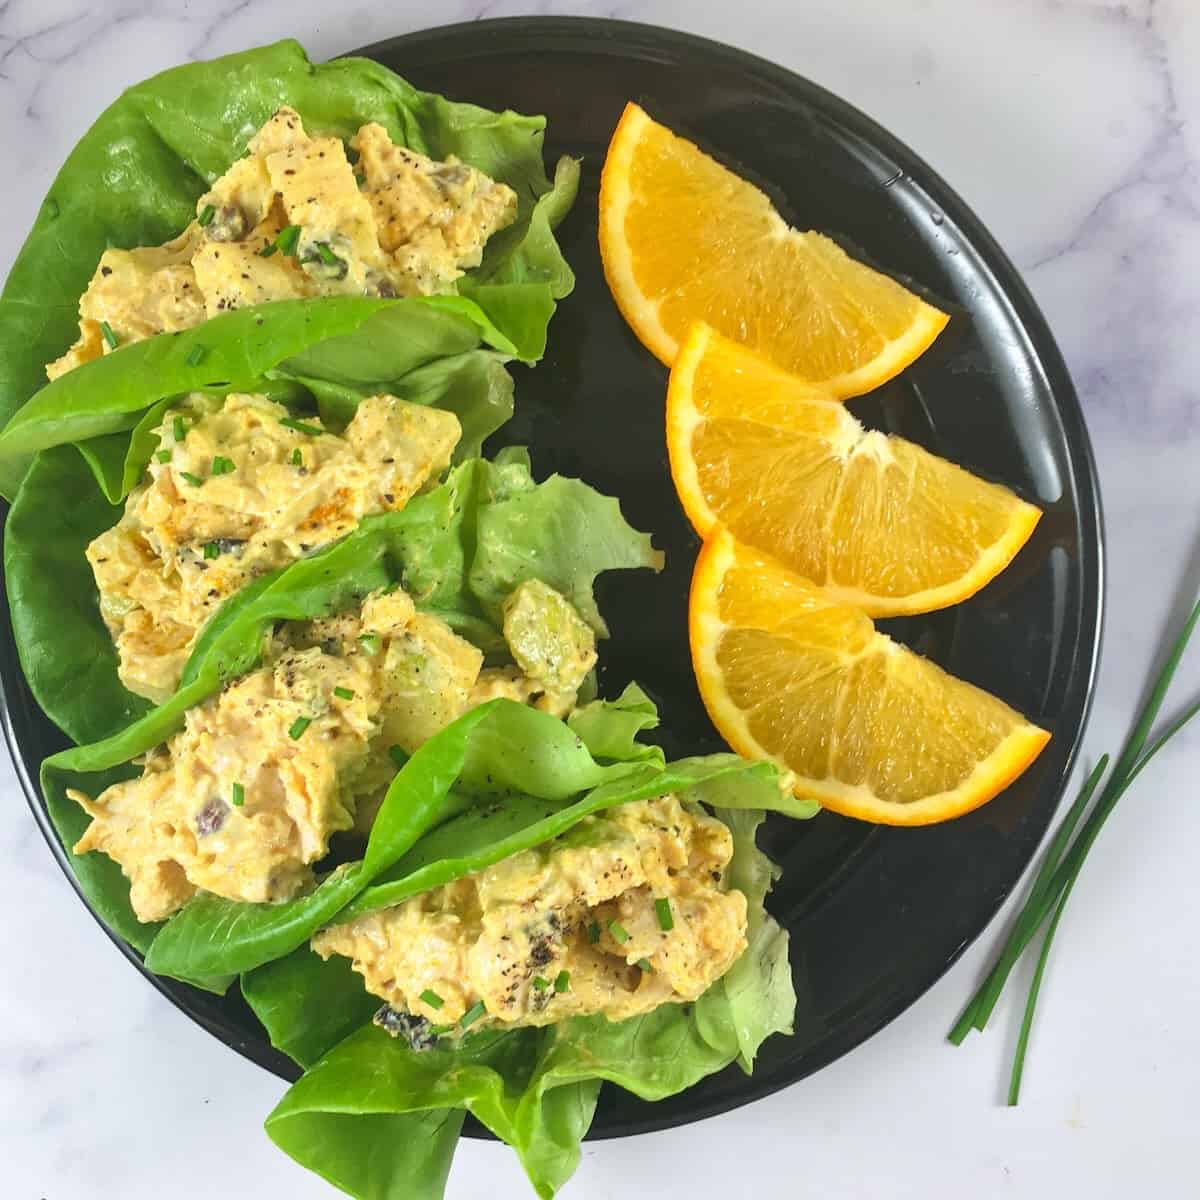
[186,344,207,366]
[950,591,1200,1105]
[429,1024,454,1037]
[388,745,408,768]
[655,898,674,932]
[608,920,629,945]
[315,241,340,266]
[179,471,204,487]
[288,716,311,740]
[333,686,355,701]
[636,959,653,973]
[173,416,186,442]
[419,989,444,1010]
[211,455,235,476]
[531,976,550,992]
[99,321,119,350]
[203,541,220,560]
[291,448,303,466]
[358,634,382,657]
[197,204,216,227]
[280,416,324,436]
[276,224,301,256]
[554,970,570,994]
[257,242,277,258]
[460,1001,486,1028]
[231,782,244,807]
[587,921,601,945]
[155,450,171,464]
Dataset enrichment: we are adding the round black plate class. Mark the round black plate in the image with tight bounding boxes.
[1,18,1103,1141]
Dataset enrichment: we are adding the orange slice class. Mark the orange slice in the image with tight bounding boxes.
[690,529,1050,825]
[668,323,1042,617]
[598,101,949,394]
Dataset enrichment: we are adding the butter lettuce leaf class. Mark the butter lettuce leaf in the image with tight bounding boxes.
[5,445,153,748]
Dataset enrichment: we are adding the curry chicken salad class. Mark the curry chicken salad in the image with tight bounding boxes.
[0,41,807,1200]
[49,106,518,380]
[314,795,748,1040]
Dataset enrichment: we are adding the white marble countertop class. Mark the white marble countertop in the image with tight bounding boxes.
[3,2,1197,1197]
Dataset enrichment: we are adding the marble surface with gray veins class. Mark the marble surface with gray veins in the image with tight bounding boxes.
[2,2,1197,1198]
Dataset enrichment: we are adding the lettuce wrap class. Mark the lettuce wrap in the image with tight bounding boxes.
[0,39,578,498]
[251,793,795,1200]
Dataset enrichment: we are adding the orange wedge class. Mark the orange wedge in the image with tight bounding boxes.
[668,323,1042,617]
[690,529,1050,824]
[598,101,949,394]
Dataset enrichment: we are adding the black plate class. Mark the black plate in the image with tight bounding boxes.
[1,18,1103,1141]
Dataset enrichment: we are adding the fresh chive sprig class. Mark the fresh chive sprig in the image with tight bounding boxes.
[951,594,1200,1104]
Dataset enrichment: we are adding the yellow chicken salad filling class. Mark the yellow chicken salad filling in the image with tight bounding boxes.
[313,795,748,1039]
[48,105,518,380]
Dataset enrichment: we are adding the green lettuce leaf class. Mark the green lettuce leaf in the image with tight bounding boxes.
[0,297,499,498]
[471,474,666,637]
[5,445,153,746]
[338,755,774,924]
[0,38,578,497]
[566,681,663,764]
[242,947,382,1070]
[259,794,795,1200]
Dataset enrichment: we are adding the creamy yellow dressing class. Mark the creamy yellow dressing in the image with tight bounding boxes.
[88,392,461,702]
[311,796,748,1036]
[48,106,518,379]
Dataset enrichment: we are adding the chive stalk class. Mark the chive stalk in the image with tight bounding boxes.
[419,989,444,1011]
[280,417,324,437]
[288,716,311,740]
[275,224,301,256]
[951,594,1200,1104]
[460,1001,486,1028]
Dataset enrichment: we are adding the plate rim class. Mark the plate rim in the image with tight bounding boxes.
[0,14,1105,1143]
